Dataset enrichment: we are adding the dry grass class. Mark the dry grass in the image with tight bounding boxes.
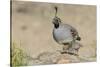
[11,42,29,67]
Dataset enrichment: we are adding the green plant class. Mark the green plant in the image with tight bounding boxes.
[11,42,28,67]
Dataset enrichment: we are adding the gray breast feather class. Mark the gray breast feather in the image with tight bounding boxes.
[53,24,76,44]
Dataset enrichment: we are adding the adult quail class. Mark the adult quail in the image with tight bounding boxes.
[52,7,81,54]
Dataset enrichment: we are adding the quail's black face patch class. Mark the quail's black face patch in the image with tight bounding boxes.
[52,17,61,28]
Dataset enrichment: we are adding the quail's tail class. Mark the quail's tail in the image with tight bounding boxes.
[76,36,81,41]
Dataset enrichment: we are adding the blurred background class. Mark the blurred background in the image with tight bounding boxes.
[11,0,96,59]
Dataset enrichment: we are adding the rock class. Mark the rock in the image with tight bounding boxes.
[57,59,71,64]
[27,51,82,65]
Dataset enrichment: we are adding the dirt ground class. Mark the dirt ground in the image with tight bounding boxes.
[11,0,96,63]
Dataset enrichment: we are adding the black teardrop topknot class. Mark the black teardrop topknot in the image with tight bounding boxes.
[54,6,58,17]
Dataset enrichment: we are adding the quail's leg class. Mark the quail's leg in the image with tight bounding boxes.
[61,44,69,54]
[74,49,79,56]
[67,42,82,56]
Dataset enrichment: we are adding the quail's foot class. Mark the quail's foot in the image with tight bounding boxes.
[67,48,79,56]
[61,51,68,54]
[67,52,78,56]
[61,49,69,54]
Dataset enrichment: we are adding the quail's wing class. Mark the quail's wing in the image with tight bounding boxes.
[63,24,80,39]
